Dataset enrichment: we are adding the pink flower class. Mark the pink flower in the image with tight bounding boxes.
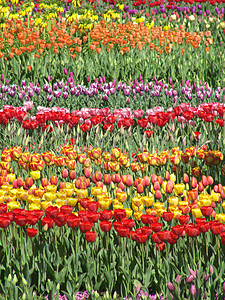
[23,101,33,111]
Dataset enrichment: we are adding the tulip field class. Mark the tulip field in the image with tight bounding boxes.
[1,0,225,299]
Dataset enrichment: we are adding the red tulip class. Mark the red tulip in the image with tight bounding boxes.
[27,228,38,237]
[99,210,112,221]
[0,203,7,214]
[0,216,10,228]
[113,209,126,221]
[116,225,129,237]
[45,206,59,219]
[42,217,54,229]
[60,205,73,215]
[135,232,148,243]
[100,221,112,232]
[200,206,213,217]
[122,219,135,230]
[87,201,99,212]
[171,225,184,237]
[14,214,27,226]
[85,231,97,242]
[67,214,80,228]
[79,221,93,232]
[156,242,165,251]
[186,224,201,237]
[162,212,174,222]
[87,212,100,223]
[157,230,169,241]
[179,215,189,225]
[151,222,163,233]
[210,222,223,235]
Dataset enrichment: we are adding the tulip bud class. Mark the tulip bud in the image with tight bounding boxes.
[151,174,158,184]
[62,168,68,178]
[50,175,58,185]
[41,178,49,187]
[204,274,209,282]
[198,181,204,192]
[104,174,111,185]
[210,265,213,274]
[190,285,196,295]
[154,181,160,191]
[208,176,213,185]
[69,170,76,180]
[191,177,197,189]
[155,190,162,199]
[165,171,170,180]
[13,179,18,188]
[84,167,92,178]
[186,275,194,283]
[167,282,175,292]
[17,177,24,187]
[202,175,208,186]
[137,184,144,194]
[183,173,189,183]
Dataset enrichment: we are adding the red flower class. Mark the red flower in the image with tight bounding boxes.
[197,222,209,233]
[27,214,39,225]
[14,214,27,226]
[145,130,152,138]
[141,226,152,237]
[60,205,73,215]
[138,118,148,128]
[42,124,53,133]
[87,212,100,223]
[216,119,224,127]
[183,111,194,121]
[113,209,126,221]
[100,221,112,232]
[122,219,135,230]
[210,222,223,235]
[162,212,174,222]
[220,232,225,244]
[151,222,163,232]
[141,214,159,224]
[70,116,80,126]
[87,201,99,212]
[56,212,68,223]
[151,233,161,243]
[204,113,214,123]
[179,215,189,225]
[186,224,200,237]
[194,132,201,139]
[42,217,54,229]
[45,206,59,219]
[103,124,114,131]
[0,203,7,214]
[85,231,97,242]
[171,225,184,237]
[156,242,165,251]
[116,225,129,237]
[157,230,169,241]
[99,210,112,221]
[26,228,38,237]
[135,232,148,244]
[79,221,93,232]
[0,216,10,228]
[16,110,27,122]
[67,214,80,228]
[90,116,104,126]
[200,206,213,217]
[80,123,91,132]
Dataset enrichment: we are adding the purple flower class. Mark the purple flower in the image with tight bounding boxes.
[64,68,68,75]
[167,282,175,292]
[190,285,196,295]
[186,275,194,283]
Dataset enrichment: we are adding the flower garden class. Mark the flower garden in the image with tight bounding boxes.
[0,0,225,299]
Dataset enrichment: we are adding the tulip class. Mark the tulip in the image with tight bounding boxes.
[26,228,38,237]
[167,282,175,292]
[186,275,194,283]
[50,176,58,185]
[85,231,97,242]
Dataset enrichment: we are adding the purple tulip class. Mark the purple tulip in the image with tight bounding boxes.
[167,282,175,292]
[186,275,194,283]
[190,285,196,295]
[47,75,51,82]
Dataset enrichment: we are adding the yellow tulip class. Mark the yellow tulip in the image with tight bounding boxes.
[174,183,185,195]
[44,192,56,202]
[192,208,203,218]
[125,208,132,218]
[92,187,102,197]
[46,185,57,193]
[76,189,88,199]
[168,197,179,206]
[67,198,78,206]
[132,197,143,207]
[141,195,154,207]
[29,203,41,211]
[30,170,41,180]
[134,211,143,221]
[55,199,67,206]
[17,190,28,201]
[7,201,20,210]
[7,173,16,183]
[153,202,165,210]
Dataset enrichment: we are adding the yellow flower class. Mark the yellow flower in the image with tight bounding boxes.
[173,209,182,220]
[92,187,102,197]
[215,214,225,223]
[153,202,165,210]
[44,192,56,202]
[46,185,57,193]
[192,208,203,218]
[125,208,132,218]
[41,201,52,211]
[113,203,123,210]
[174,183,185,196]
[7,173,16,183]
[76,189,88,199]
[30,170,40,180]
[7,201,20,210]
[67,197,78,206]
[141,195,154,207]
[29,203,41,211]
[134,211,143,221]
[132,197,142,207]
[55,199,67,206]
